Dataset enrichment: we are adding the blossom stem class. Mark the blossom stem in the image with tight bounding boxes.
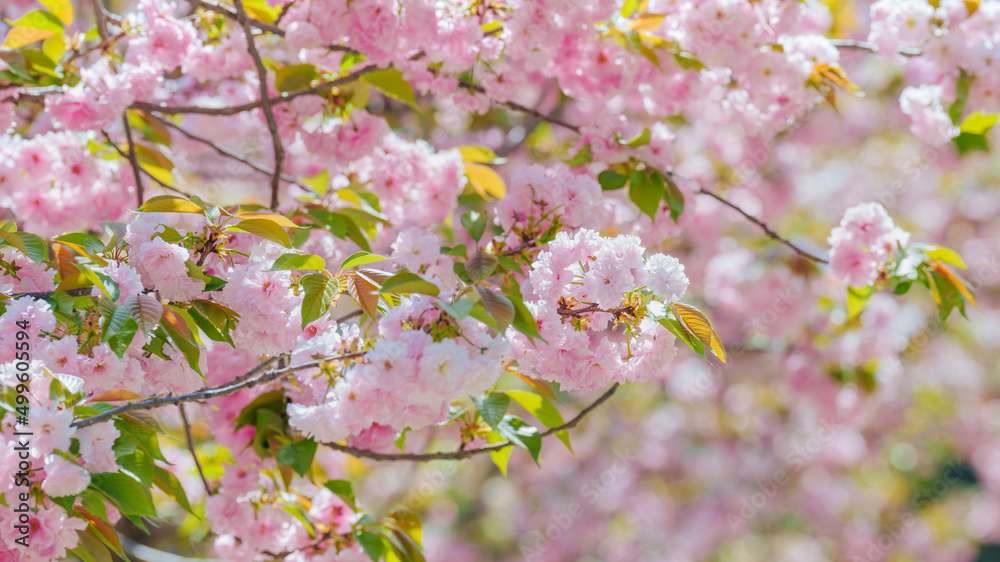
[321,383,619,462]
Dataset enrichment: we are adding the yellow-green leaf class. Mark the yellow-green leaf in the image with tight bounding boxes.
[457,145,498,163]
[235,212,300,228]
[669,302,727,363]
[228,218,292,248]
[925,245,967,269]
[360,68,416,107]
[37,0,73,25]
[2,26,56,49]
[959,112,999,135]
[136,195,204,214]
[464,162,506,199]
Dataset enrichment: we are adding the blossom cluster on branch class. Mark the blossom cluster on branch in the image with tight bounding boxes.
[0,0,995,560]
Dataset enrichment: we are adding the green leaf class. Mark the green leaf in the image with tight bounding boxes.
[504,285,544,342]
[598,170,628,191]
[361,68,416,107]
[275,63,317,93]
[117,450,154,488]
[99,301,132,343]
[270,253,327,271]
[657,316,706,359]
[380,271,440,296]
[621,127,651,147]
[228,218,292,248]
[464,251,498,282]
[188,308,233,346]
[356,531,386,561]
[0,231,47,263]
[276,439,318,476]
[564,144,592,167]
[497,416,542,465]
[340,251,389,271]
[953,132,989,154]
[460,211,486,243]
[6,10,63,33]
[621,0,640,17]
[629,169,663,220]
[161,307,202,376]
[153,466,193,513]
[847,285,874,320]
[949,69,970,125]
[438,298,474,321]
[324,479,357,510]
[661,171,685,223]
[506,390,571,452]
[115,416,167,462]
[300,273,339,329]
[90,473,157,517]
[471,392,510,432]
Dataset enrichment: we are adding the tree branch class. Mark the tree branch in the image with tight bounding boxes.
[690,182,829,264]
[149,112,313,193]
[130,64,379,116]
[71,351,365,428]
[6,287,93,299]
[232,0,285,210]
[322,383,619,462]
[186,0,358,54]
[101,130,195,199]
[829,38,921,57]
[178,404,214,496]
[121,115,146,205]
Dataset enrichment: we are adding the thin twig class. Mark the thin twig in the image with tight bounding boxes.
[89,0,110,41]
[323,383,619,462]
[232,0,285,210]
[187,0,358,54]
[691,182,829,264]
[150,112,311,192]
[178,404,214,496]
[6,287,93,299]
[829,38,922,57]
[72,351,366,428]
[121,115,146,205]
[101,130,194,198]
[131,64,379,116]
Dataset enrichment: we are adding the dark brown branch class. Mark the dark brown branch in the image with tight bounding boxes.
[232,0,285,210]
[322,383,619,462]
[89,0,110,41]
[150,112,312,192]
[187,0,358,54]
[72,351,365,428]
[101,130,194,198]
[7,287,93,299]
[130,64,379,116]
[121,115,146,205]
[829,39,921,57]
[692,183,829,264]
[178,404,214,496]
